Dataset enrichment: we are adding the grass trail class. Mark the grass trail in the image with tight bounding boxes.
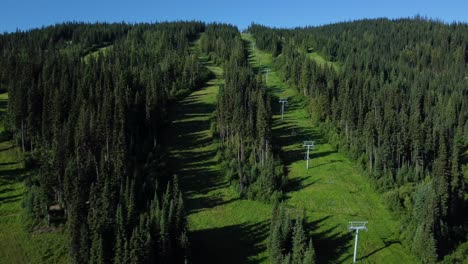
[242,33,417,263]
[0,92,69,264]
[167,37,272,264]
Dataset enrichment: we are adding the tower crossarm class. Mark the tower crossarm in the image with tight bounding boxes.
[303,141,315,148]
[348,221,368,231]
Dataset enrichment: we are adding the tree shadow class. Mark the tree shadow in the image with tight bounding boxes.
[358,239,402,261]
[187,196,238,215]
[309,150,337,160]
[0,161,22,166]
[285,176,319,193]
[165,68,273,263]
[190,221,269,264]
[0,145,14,152]
[0,168,28,183]
[179,166,226,196]
[269,90,304,110]
[305,216,353,264]
[307,159,342,170]
[271,116,331,168]
[0,193,23,204]
[0,99,7,110]
[243,36,358,263]
[0,187,15,195]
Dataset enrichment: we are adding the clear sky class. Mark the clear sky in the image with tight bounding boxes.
[2,0,467,32]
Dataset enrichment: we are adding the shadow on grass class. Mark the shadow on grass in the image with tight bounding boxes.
[308,159,342,170]
[0,99,7,110]
[179,166,226,196]
[359,239,402,261]
[0,168,28,183]
[0,193,23,204]
[190,221,269,264]
[0,145,14,152]
[165,68,274,263]
[305,216,353,264]
[274,126,331,167]
[187,196,238,215]
[0,187,15,195]
[163,66,222,175]
[286,176,319,193]
[267,84,335,170]
[243,37,356,263]
[0,161,22,166]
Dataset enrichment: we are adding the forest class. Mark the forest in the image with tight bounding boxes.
[0,17,466,264]
[200,24,286,201]
[2,21,209,263]
[249,18,468,262]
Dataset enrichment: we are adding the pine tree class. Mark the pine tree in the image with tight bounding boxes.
[302,240,316,264]
[432,132,450,252]
[291,216,306,264]
[89,233,105,264]
[114,205,126,264]
[449,125,464,224]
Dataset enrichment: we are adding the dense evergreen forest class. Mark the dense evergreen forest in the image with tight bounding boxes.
[0,21,287,263]
[249,18,468,262]
[268,202,316,264]
[201,24,286,201]
[1,21,211,263]
[1,17,467,263]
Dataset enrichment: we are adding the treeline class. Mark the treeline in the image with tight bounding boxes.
[268,203,316,264]
[2,21,209,263]
[199,23,247,65]
[205,24,286,201]
[248,24,285,56]
[0,22,130,60]
[249,18,468,262]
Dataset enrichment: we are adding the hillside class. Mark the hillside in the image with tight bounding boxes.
[0,19,466,263]
[242,33,417,263]
[248,20,468,262]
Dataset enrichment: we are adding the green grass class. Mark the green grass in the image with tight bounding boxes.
[304,47,341,72]
[0,92,69,264]
[165,35,273,263]
[242,33,341,72]
[170,33,417,263]
[83,45,112,63]
[306,51,342,72]
[242,33,417,263]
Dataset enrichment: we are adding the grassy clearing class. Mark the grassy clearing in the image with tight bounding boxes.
[0,92,69,264]
[306,52,341,72]
[242,33,417,263]
[242,33,341,72]
[83,45,112,63]
[304,47,341,72]
[166,36,272,264]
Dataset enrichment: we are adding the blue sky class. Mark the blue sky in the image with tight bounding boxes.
[2,0,467,32]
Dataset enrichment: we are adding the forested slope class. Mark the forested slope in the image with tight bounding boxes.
[0,18,466,263]
[243,32,416,263]
[164,30,274,263]
[0,21,290,263]
[248,18,468,262]
[200,24,286,201]
[1,22,210,263]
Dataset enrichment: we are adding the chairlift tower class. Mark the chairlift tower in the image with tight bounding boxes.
[303,141,315,169]
[279,98,288,120]
[264,68,270,83]
[348,221,368,263]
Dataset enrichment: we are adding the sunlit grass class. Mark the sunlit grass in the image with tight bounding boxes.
[166,34,272,263]
[0,92,69,263]
[242,33,417,263]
